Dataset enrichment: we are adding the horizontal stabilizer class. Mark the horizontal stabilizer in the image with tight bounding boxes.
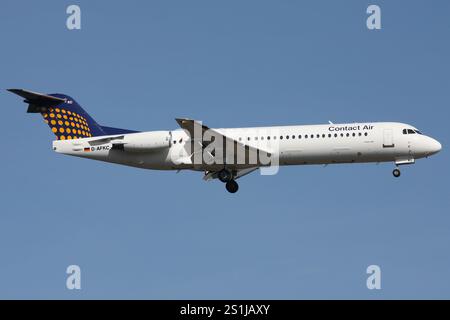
[8,88,140,139]
[7,89,66,113]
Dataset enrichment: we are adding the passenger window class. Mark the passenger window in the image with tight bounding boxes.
[267,136,270,140]
[316,134,320,138]
[292,135,295,139]
[364,132,368,136]
[298,135,302,139]
[340,133,344,137]
[358,132,362,136]
[280,136,283,140]
[328,134,331,138]
[334,133,337,137]
[305,135,308,138]
[352,133,355,137]
[346,133,350,137]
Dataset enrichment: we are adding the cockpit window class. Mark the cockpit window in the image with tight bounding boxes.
[403,128,422,135]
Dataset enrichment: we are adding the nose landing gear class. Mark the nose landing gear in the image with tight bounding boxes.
[392,158,415,178]
[392,168,401,178]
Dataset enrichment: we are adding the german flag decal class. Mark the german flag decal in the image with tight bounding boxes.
[84,147,91,152]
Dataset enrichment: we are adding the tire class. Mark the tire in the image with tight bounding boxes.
[393,168,401,177]
[218,169,232,183]
[225,180,239,193]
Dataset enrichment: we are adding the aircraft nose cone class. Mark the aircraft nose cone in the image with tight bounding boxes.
[429,138,442,155]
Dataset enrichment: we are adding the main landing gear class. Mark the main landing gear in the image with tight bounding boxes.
[392,168,401,178]
[218,169,239,193]
[225,180,239,193]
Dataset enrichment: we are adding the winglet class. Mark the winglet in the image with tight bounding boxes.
[175,118,209,137]
[175,118,196,127]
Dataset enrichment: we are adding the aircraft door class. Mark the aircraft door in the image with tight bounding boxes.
[383,129,394,148]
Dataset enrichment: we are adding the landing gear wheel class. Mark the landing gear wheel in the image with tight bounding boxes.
[225,180,239,193]
[218,169,232,183]
[393,168,401,178]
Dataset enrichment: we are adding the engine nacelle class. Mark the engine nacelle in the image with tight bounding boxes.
[121,131,170,152]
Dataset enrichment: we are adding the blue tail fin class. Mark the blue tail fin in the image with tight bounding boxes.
[46,93,105,139]
[8,89,139,140]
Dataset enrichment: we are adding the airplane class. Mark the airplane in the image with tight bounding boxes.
[8,89,442,193]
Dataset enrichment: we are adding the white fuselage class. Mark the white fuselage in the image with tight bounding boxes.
[52,122,441,171]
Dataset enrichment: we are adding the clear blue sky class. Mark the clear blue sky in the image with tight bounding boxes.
[1,0,449,299]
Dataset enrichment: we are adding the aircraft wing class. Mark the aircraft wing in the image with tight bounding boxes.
[175,118,272,168]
